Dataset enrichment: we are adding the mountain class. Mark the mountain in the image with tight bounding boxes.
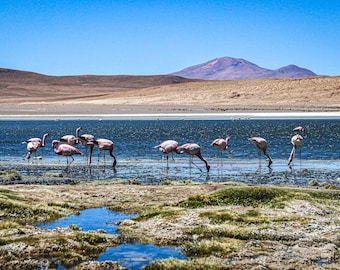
[171,57,317,80]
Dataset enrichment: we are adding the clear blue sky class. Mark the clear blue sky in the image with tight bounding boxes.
[1,0,339,76]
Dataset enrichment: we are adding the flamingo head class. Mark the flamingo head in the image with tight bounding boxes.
[51,140,59,148]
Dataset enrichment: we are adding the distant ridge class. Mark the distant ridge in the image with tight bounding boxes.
[171,57,317,80]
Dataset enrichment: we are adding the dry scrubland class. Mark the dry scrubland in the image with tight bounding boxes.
[0,73,339,115]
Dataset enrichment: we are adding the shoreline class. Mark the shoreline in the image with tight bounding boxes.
[1,111,340,120]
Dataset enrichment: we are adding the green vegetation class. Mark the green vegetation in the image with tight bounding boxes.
[0,170,22,182]
[199,209,298,225]
[0,188,76,225]
[144,257,228,270]
[135,207,181,222]
[183,238,243,258]
[176,185,340,209]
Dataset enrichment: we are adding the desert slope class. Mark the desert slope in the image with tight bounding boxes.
[62,76,340,112]
[0,70,339,115]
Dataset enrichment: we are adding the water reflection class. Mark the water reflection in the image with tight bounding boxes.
[37,207,136,234]
[36,208,186,270]
[98,243,186,270]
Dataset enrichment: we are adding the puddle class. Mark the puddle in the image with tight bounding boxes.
[37,207,135,234]
[36,207,186,269]
[98,243,186,269]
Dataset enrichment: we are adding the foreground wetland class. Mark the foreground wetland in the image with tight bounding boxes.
[0,177,339,269]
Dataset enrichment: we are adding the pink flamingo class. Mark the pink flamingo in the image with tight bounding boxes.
[211,137,230,153]
[60,127,81,145]
[93,138,117,167]
[249,137,273,167]
[77,127,95,162]
[22,133,49,160]
[154,140,178,167]
[293,126,305,133]
[52,140,82,166]
[288,134,303,166]
[176,143,210,172]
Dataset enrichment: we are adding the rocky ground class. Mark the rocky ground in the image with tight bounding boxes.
[0,172,339,269]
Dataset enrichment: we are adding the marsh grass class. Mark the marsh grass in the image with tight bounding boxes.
[183,238,243,257]
[190,225,262,241]
[135,207,181,222]
[0,187,76,225]
[199,209,299,225]
[0,170,22,182]
[144,257,228,270]
[176,186,340,209]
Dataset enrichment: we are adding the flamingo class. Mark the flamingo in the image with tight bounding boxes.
[249,137,273,167]
[77,127,95,161]
[93,138,117,167]
[293,126,305,133]
[288,134,303,166]
[154,140,178,167]
[176,143,210,172]
[60,127,81,145]
[22,133,49,160]
[211,137,230,153]
[52,140,82,166]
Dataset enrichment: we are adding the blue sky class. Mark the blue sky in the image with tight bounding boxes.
[1,0,339,76]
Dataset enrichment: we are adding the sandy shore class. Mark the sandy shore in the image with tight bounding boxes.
[1,103,340,120]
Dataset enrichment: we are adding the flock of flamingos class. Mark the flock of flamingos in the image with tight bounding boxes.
[22,126,305,172]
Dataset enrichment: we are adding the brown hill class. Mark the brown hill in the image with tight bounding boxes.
[0,68,198,103]
[71,76,339,112]
[0,68,339,116]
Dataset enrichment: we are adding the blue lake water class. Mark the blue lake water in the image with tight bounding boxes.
[36,207,186,269]
[0,118,339,186]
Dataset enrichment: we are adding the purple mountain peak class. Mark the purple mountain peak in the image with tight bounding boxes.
[172,57,317,80]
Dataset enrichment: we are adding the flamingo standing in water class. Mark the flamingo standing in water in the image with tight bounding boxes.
[60,127,81,145]
[52,140,82,166]
[293,126,305,134]
[22,133,49,160]
[154,140,178,167]
[176,143,210,172]
[77,127,95,162]
[288,134,303,166]
[211,137,230,155]
[93,138,117,167]
[249,137,273,167]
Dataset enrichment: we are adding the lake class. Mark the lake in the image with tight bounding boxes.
[0,118,339,186]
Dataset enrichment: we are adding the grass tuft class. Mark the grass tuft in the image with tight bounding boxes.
[0,170,22,182]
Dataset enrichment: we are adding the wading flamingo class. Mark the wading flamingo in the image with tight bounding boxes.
[211,137,230,155]
[22,133,49,160]
[288,134,303,166]
[154,140,178,167]
[52,140,82,166]
[293,126,305,133]
[249,137,273,167]
[60,127,81,145]
[77,127,95,161]
[93,138,117,167]
[176,143,210,172]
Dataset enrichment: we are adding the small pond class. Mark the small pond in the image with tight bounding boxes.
[36,207,186,269]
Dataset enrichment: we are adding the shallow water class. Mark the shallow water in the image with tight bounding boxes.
[37,207,136,233]
[36,207,186,269]
[0,119,339,186]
